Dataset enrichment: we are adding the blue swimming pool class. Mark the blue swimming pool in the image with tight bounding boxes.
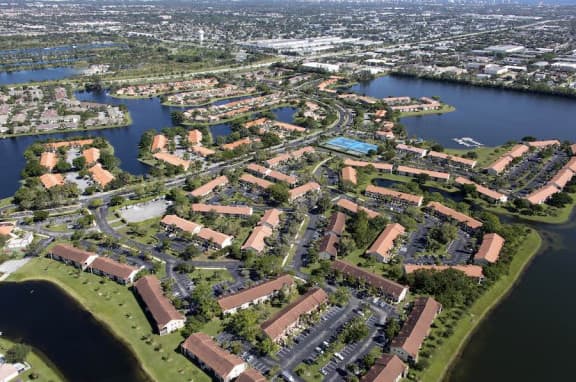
[324,137,378,155]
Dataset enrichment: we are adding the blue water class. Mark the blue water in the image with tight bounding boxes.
[350,75,576,148]
[326,137,378,154]
[273,106,298,124]
[0,67,81,85]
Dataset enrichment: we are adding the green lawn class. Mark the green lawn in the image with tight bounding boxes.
[487,192,576,225]
[399,104,455,118]
[417,229,542,382]
[0,337,64,382]
[444,146,504,169]
[190,268,234,287]
[8,257,211,382]
[117,217,161,246]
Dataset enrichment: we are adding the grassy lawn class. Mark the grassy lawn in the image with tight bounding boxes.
[445,146,504,169]
[43,223,69,233]
[417,228,542,382]
[190,268,234,287]
[0,337,64,382]
[117,217,161,246]
[487,193,576,225]
[8,257,211,382]
[283,215,310,268]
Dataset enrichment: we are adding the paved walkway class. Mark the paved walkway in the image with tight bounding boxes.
[0,258,31,281]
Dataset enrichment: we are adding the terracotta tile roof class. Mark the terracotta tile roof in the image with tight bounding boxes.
[40,151,58,171]
[272,121,305,133]
[88,163,115,187]
[343,159,393,172]
[550,168,574,189]
[191,176,229,197]
[222,137,258,151]
[319,233,339,257]
[261,288,328,341]
[341,166,358,185]
[134,275,185,329]
[161,215,202,234]
[191,145,215,157]
[244,118,269,128]
[197,227,233,248]
[507,144,530,158]
[188,129,202,145]
[83,147,100,164]
[218,275,294,312]
[361,354,407,382]
[527,140,560,148]
[242,225,273,253]
[39,173,65,189]
[45,139,94,150]
[474,233,505,263]
[366,223,406,261]
[397,165,450,181]
[153,152,190,170]
[246,163,297,185]
[259,209,282,228]
[289,182,321,201]
[90,256,138,281]
[0,222,15,236]
[571,144,576,156]
[396,144,427,156]
[240,173,273,189]
[404,264,484,278]
[486,144,529,173]
[426,201,483,230]
[237,369,267,382]
[265,147,315,167]
[181,333,246,380]
[331,260,408,302]
[566,157,576,173]
[454,177,507,202]
[192,203,253,216]
[525,184,559,205]
[51,244,95,263]
[327,212,346,236]
[336,198,380,219]
[365,185,423,206]
[391,297,442,359]
[151,134,167,152]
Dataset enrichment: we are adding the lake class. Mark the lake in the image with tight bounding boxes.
[0,280,150,382]
[448,217,576,381]
[0,67,82,85]
[350,75,576,149]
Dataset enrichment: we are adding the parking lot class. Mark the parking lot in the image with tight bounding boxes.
[119,199,171,223]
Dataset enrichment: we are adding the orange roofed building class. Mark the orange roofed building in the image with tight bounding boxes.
[181,333,247,382]
[153,152,190,170]
[151,134,168,152]
[289,182,321,201]
[39,173,65,189]
[474,233,505,265]
[40,151,58,171]
[366,223,406,263]
[336,198,380,218]
[426,201,483,232]
[403,264,484,279]
[261,288,328,343]
[190,176,229,197]
[188,129,203,146]
[361,354,407,382]
[218,275,294,314]
[88,163,115,188]
[365,185,423,207]
[341,166,358,185]
[134,275,185,335]
[83,147,100,164]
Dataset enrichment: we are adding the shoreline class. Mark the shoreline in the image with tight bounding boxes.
[0,112,132,140]
[4,274,156,382]
[420,228,543,382]
[0,336,66,382]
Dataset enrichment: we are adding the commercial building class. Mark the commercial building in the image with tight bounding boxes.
[181,333,247,382]
[331,260,408,303]
[390,297,442,363]
[134,275,186,335]
[218,274,294,314]
[261,288,328,343]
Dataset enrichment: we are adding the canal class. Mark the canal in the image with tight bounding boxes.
[0,280,150,382]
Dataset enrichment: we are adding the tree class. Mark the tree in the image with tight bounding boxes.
[342,317,369,344]
[548,192,573,208]
[33,210,49,222]
[384,318,401,340]
[350,210,370,247]
[109,195,124,206]
[89,199,103,209]
[171,111,184,125]
[190,282,220,320]
[5,344,30,363]
[329,287,350,307]
[266,182,290,205]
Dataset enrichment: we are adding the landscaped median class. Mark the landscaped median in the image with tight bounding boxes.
[8,257,211,382]
[417,228,542,382]
[0,337,64,382]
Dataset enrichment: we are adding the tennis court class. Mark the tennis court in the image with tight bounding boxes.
[324,137,378,155]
